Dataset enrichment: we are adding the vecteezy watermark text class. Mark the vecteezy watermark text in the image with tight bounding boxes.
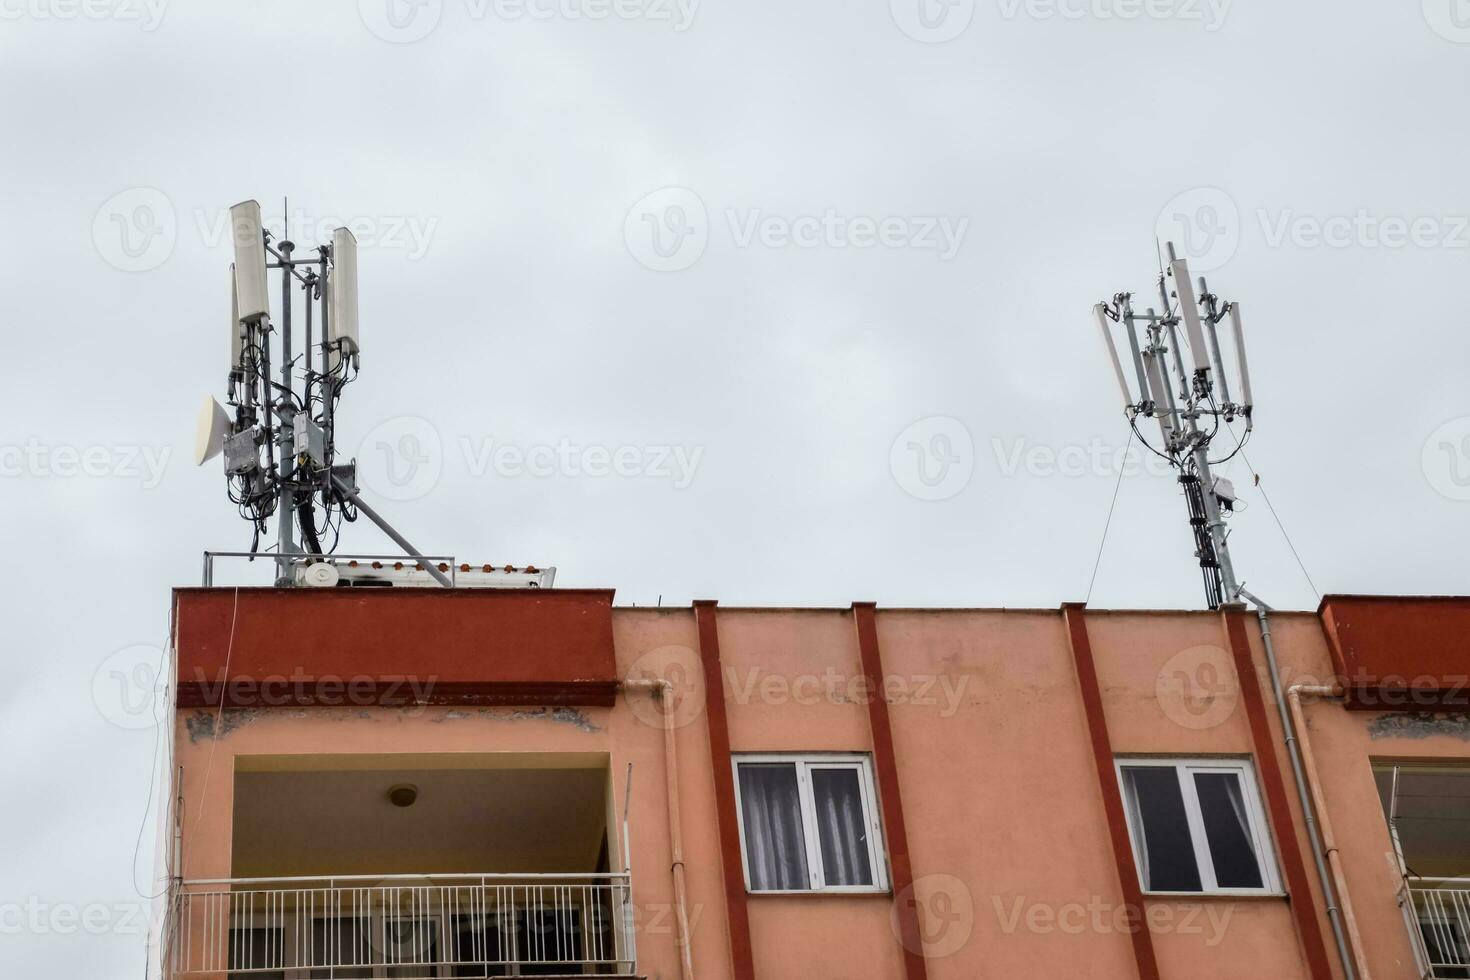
[0,899,153,936]
[459,437,702,489]
[358,0,698,43]
[996,0,1229,29]
[1,439,170,488]
[725,666,971,718]
[624,187,970,272]
[994,896,1234,944]
[0,0,166,30]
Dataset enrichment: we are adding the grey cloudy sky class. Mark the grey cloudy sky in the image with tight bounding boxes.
[3,0,1470,975]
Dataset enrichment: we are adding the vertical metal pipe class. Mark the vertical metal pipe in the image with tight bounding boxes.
[276,239,296,583]
[1288,684,1373,980]
[1240,595,1358,980]
[320,257,332,459]
[1388,765,1409,877]
[1190,442,1238,600]
[620,679,691,980]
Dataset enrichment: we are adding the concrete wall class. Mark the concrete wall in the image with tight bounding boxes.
[169,597,1470,979]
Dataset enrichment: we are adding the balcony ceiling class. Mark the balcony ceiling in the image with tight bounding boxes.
[232,765,609,878]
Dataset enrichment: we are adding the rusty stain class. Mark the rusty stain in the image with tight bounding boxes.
[184,708,261,743]
[423,706,602,732]
[1367,712,1470,741]
[508,706,600,732]
[184,704,603,741]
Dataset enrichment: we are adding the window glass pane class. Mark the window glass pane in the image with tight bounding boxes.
[309,917,373,978]
[519,907,583,976]
[383,918,439,978]
[811,768,875,887]
[737,763,810,890]
[1193,772,1264,889]
[452,914,508,977]
[228,927,285,980]
[1121,766,1202,892]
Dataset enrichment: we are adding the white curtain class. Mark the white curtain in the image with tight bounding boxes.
[738,765,808,890]
[812,769,873,886]
[1121,769,1152,889]
[1221,774,1252,843]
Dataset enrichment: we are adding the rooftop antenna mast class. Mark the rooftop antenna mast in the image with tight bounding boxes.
[194,199,451,587]
[1092,242,1255,609]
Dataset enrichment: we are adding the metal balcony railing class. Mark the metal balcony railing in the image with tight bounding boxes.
[164,872,636,978]
[1401,877,1470,979]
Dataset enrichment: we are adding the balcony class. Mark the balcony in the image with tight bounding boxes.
[164,754,634,977]
[1401,878,1470,979]
[165,872,636,978]
[1378,765,1470,979]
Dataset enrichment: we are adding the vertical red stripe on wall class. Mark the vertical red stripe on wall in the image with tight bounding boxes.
[1221,605,1335,980]
[1062,603,1162,980]
[693,600,756,980]
[851,602,929,980]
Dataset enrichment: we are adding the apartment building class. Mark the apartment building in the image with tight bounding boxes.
[154,580,1470,979]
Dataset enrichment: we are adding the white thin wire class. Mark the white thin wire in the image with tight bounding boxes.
[1086,426,1135,605]
[130,632,174,900]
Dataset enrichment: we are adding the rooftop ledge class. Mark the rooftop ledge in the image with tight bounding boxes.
[170,587,619,709]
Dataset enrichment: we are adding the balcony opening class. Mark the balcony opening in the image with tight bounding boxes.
[169,753,635,978]
[1375,764,1470,979]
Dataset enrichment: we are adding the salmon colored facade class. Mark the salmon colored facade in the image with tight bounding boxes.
[155,587,1470,980]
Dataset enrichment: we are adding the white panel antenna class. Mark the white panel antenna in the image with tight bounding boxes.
[1093,303,1132,408]
[230,200,270,322]
[1168,257,1210,374]
[328,227,360,356]
[1230,302,1253,412]
[228,263,244,369]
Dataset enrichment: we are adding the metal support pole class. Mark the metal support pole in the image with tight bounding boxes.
[329,475,453,587]
[275,239,296,585]
[320,253,333,461]
[1189,430,1238,600]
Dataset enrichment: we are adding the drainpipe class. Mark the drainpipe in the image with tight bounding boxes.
[1237,590,1363,980]
[621,679,695,980]
[1287,682,1373,980]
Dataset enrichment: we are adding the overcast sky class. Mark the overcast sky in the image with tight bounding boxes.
[4,1,1470,975]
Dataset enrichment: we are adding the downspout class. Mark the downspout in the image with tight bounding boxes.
[1237,591,1363,980]
[1287,682,1373,980]
[622,678,695,980]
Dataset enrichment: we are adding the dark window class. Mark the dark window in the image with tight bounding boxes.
[228,926,284,980]
[1121,766,1202,892]
[451,914,508,977]
[1194,772,1264,889]
[308,917,373,979]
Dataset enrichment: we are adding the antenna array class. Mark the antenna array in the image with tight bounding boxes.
[195,199,449,587]
[1093,243,1255,609]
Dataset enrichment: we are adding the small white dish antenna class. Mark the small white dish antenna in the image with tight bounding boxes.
[297,562,341,588]
[194,395,231,466]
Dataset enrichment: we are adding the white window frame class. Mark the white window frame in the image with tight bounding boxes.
[1114,756,1282,896]
[731,753,890,895]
